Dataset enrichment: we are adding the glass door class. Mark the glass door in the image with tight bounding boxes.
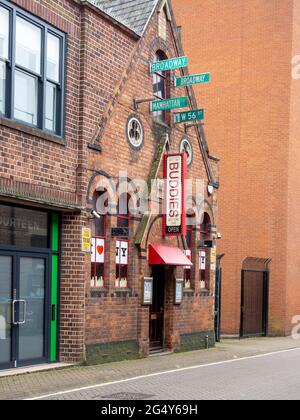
[0,253,49,369]
[17,255,48,365]
[0,254,14,369]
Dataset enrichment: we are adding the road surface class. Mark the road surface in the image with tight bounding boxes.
[30,347,300,400]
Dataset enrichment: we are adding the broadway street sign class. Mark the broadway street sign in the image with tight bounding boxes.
[174,109,205,124]
[175,73,211,87]
[150,56,188,73]
[150,97,189,112]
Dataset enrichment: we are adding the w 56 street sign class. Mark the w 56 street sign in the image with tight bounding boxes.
[174,109,204,124]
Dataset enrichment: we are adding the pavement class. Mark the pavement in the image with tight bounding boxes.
[1,337,300,400]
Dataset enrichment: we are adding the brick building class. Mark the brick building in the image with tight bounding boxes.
[0,0,218,371]
[173,0,300,337]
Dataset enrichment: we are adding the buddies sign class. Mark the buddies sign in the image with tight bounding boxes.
[163,153,187,237]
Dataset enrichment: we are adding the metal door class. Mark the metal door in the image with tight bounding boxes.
[214,267,222,342]
[241,270,268,337]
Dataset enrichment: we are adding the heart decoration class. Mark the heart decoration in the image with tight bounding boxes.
[97,245,104,255]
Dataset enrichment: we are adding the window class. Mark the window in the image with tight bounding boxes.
[115,194,130,289]
[199,213,211,289]
[91,192,106,289]
[115,240,129,289]
[152,51,168,123]
[0,204,48,248]
[180,138,193,167]
[0,6,9,114]
[184,226,193,289]
[126,116,144,150]
[0,1,65,136]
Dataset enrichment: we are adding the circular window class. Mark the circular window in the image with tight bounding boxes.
[180,138,193,166]
[126,116,144,150]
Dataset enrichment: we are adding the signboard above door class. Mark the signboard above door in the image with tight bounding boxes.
[163,153,187,237]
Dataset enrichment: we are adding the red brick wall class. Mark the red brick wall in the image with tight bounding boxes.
[4,0,81,194]
[84,5,217,354]
[0,0,85,361]
[0,0,218,363]
[286,1,300,333]
[173,0,300,336]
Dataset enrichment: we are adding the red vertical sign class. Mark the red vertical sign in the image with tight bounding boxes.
[163,153,187,237]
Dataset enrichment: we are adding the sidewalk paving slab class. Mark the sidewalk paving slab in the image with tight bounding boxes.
[0,337,299,400]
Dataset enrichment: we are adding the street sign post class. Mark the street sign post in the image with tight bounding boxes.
[150,56,188,73]
[175,73,210,87]
[174,109,204,124]
[150,97,189,112]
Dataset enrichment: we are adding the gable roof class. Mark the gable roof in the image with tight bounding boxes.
[87,0,158,36]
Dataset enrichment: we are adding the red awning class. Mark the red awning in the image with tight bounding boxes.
[148,244,193,266]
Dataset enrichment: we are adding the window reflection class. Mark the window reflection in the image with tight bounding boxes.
[16,17,41,74]
[14,70,38,125]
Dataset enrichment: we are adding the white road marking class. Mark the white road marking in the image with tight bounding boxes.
[25,347,300,400]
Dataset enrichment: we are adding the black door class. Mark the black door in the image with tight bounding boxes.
[214,266,222,342]
[0,252,49,370]
[149,267,165,351]
[241,270,269,337]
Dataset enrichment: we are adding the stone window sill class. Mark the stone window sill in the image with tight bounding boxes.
[90,288,108,298]
[183,288,195,295]
[0,117,66,146]
[115,288,131,297]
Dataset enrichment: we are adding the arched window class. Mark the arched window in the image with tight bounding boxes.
[90,191,107,289]
[152,50,168,123]
[115,193,130,289]
[199,213,211,290]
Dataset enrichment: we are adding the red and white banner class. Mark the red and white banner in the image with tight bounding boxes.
[184,249,191,270]
[163,153,187,237]
[200,250,206,270]
[91,238,105,263]
[116,241,128,265]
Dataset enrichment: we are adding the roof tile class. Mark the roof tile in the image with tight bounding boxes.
[88,0,158,36]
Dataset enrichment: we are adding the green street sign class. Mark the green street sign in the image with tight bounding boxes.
[150,97,189,112]
[150,56,188,73]
[174,109,205,124]
[175,73,211,87]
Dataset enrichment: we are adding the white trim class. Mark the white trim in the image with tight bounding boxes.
[141,0,159,37]
[158,0,172,21]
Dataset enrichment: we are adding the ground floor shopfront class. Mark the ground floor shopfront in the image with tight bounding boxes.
[0,202,217,370]
[84,181,217,365]
[85,259,217,365]
[0,203,60,370]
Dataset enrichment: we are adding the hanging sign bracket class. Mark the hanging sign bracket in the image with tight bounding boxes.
[134,97,156,110]
[185,122,205,133]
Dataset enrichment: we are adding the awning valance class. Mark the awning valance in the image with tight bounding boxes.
[148,244,193,266]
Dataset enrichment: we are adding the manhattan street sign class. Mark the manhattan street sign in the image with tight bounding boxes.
[175,73,211,87]
[150,97,189,112]
[150,56,188,73]
[174,109,205,124]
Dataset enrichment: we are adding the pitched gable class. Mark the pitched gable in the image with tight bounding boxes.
[88,0,157,36]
